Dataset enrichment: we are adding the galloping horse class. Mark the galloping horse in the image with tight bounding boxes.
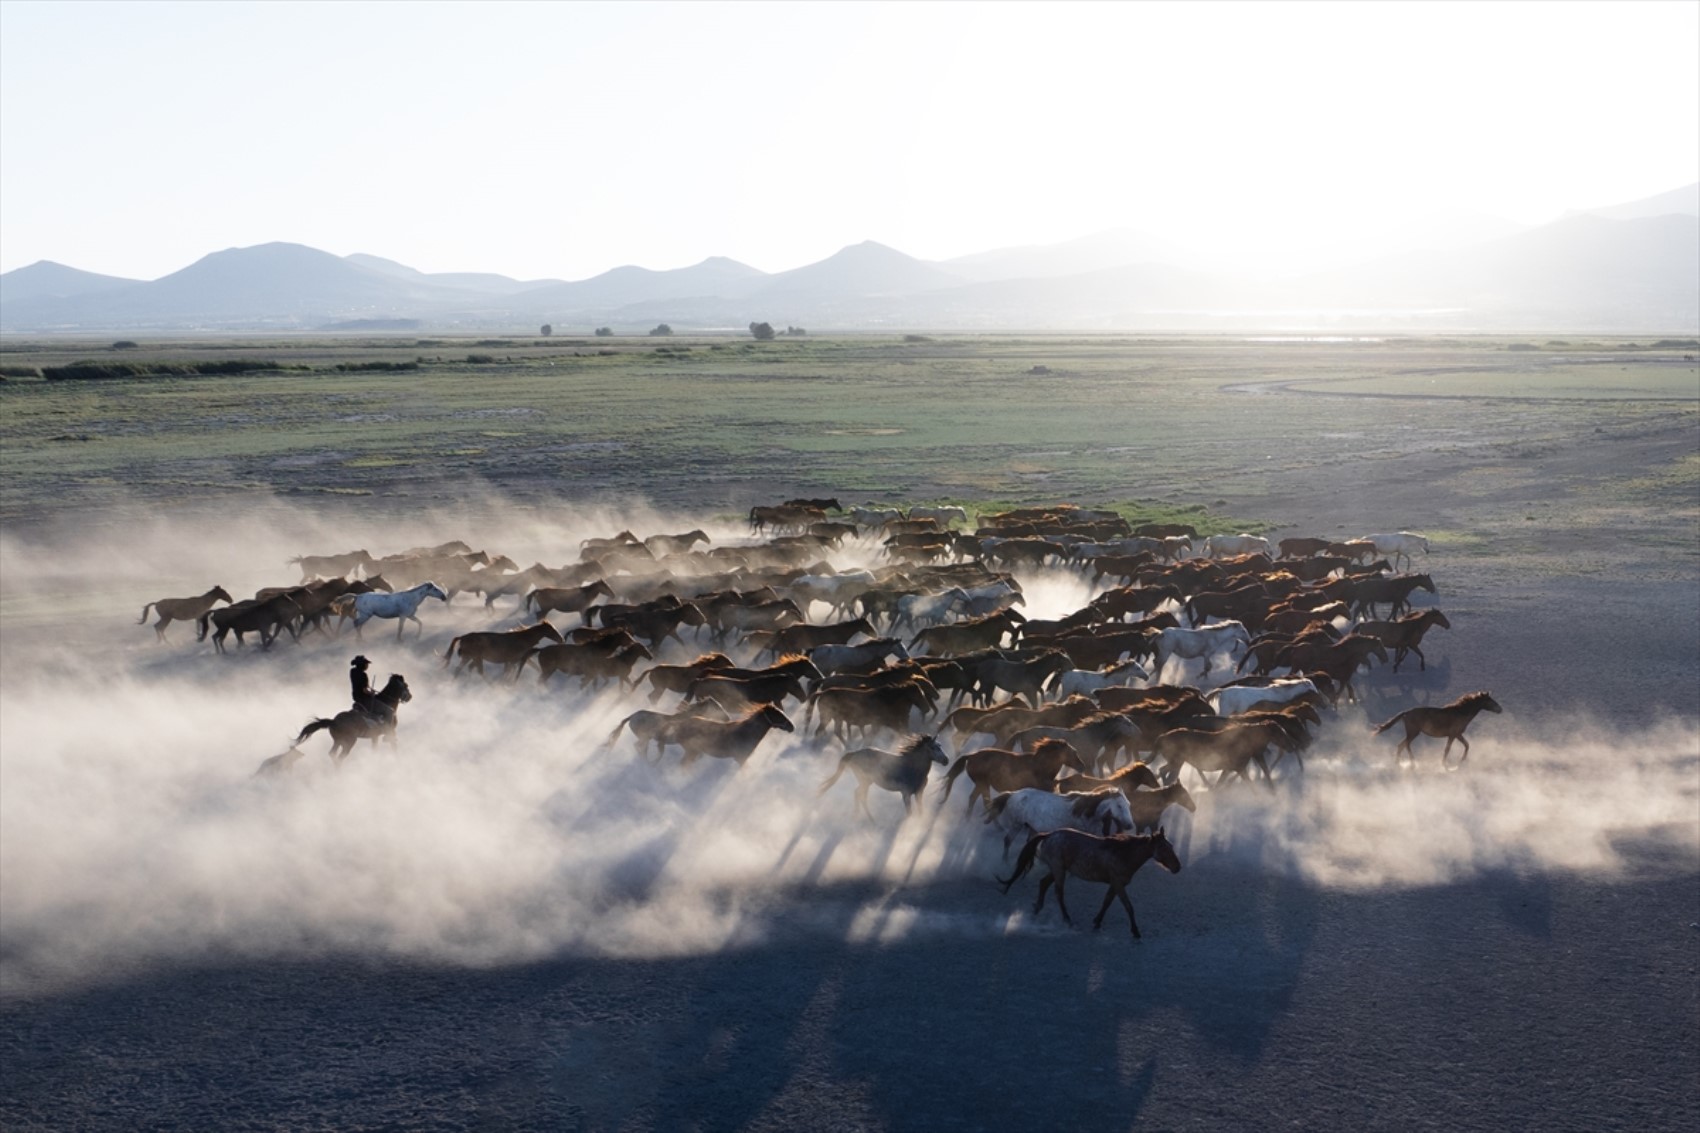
[294,674,413,764]
[139,585,232,642]
[352,582,448,640]
[817,734,951,819]
[998,828,1183,937]
[1374,691,1502,768]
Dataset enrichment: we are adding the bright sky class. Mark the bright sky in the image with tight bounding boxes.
[2,0,1696,281]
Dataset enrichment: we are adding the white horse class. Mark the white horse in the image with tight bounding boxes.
[908,504,969,528]
[1209,678,1318,717]
[1202,533,1272,558]
[1054,659,1150,700]
[1155,621,1250,680]
[891,588,971,632]
[810,638,910,676]
[982,788,1134,857]
[352,582,449,640]
[787,570,876,617]
[1363,531,1430,571]
[848,506,903,528]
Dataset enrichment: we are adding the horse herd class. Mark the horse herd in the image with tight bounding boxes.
[140,500,1500,936]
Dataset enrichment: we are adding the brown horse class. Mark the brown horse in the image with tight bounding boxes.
[525,580,616,623]
[632,653,737,702]
[937,738,1088,816]
[998,828,1183,937]
[1374,691,1503,768]
[650,704,796,768]
[1054,761,1162,800]
[1358,609,1452,672]
[139,586,232,642]
[443,622,566,678]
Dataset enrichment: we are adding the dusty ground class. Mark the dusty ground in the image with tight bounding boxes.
[1,364,1696,1132]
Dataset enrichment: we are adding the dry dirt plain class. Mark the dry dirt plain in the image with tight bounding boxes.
[0,336,1696,1131]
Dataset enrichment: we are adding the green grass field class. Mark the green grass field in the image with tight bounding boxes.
[1,334,1694,525]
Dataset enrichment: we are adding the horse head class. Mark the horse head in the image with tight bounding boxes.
[211,585,234,604]
[381,674,412,703]
[762,705,796,733]
[538,621,567,645]
[1151,828,1183,873]
[424,583,449,603]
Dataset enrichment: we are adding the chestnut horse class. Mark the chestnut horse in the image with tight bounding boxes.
[139,585,232,642]
[1374,691,1502,768]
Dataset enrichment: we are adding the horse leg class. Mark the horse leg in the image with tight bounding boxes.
[1033,873,1053,917]
[1454,733,1471,766]
[1092,885,1118,932]
[1115,885,1142,937]
[855,782,874,822]
[1052,874,1074,926]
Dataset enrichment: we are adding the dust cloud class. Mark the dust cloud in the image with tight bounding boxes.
[2,496,1694,996]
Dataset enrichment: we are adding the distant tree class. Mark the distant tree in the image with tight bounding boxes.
[649,323,674,336]
[785,326,806,336]
[748,321,776,341]
[594,326,614,337]
[111,340,139,350]
[540,324,552,337]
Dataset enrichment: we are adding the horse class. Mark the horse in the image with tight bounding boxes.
[1008,713,1142,776]
[1358,609,1451,671]
[288,550,375,581]
[810,638,910,677]
[352,583,448,640]
[1053,659,1150,701]
[1363,531,1430,571]
[1202,534,1272,558]
[443,622,566,678]
[632,652,737,702]
[937,738,1088,816]
[530,641,654,687]
[294,674,412,764]
[1374,691,1502,768]
[1349,573,1436,620]
[1153,622,1250,680]
[646,704,796,768]
[1054,762,1162,799]
[1209,678,1319,717]
[803,681,934,741]
[1153,722,1279,788]
[643,529,710,557]
[817,734,950,819]
[907,504,969,528]
[200,594,303,653]
[998,828,1182,937]
[139,586,232,642]
[525,580,616,623]
[983,788,1135,857]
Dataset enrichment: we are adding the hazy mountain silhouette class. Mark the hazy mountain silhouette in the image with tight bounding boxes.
[1572,182,1699,222]
[4,185,1695,332]
[519,256,768,313]
[0,260,140,303]
[345,253,562,296]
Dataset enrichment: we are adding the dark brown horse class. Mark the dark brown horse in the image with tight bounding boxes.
[525,580,616,623]
[139,586,232,642]
[998,828,1183,937]
[1358,609,1452,672]
[443,622,566,678]
[1374,691,1502,767]
[817,734,950,819]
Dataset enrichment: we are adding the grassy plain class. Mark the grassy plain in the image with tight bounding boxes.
[1,334,1694,531]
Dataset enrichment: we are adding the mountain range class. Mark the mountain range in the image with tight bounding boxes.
[3,184,1696,333]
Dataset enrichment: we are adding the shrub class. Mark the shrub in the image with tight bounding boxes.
[540,324,552,337]
[332,361,420,372]
[748,321,776,341]
[111,340,139,350]
[594,327,614,337]
[0,365,41,379]
[465,354,497,365]
[649,324,674,337]
[785,326,806,336]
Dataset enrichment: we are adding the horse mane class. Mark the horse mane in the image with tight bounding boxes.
[1068,789,1121,817]
[898,733,940,757]
[1103,762,1153,784]
[772,652,810,665]
[688,652,732,666]
[1452,690,1495,709]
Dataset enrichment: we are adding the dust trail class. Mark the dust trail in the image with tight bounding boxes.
[2,499,1694,996]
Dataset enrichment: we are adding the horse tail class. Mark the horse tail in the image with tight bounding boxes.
[138,602,156,625]
[982,793,1011,825]
[997,832,1046,893]
[816,754,851,796]
[295,718,333,744]
[1372,709,1411,735]
[937,755,969,803]
[196,612,212,641]
[605,714,634,748]
[442,635,463,667]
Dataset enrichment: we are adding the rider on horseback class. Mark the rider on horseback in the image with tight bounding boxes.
[350,656,390,723]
